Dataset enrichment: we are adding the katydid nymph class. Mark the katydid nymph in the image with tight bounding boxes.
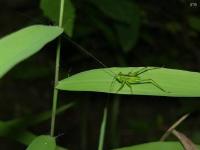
[112,67,168,93]
[65,37,169,94]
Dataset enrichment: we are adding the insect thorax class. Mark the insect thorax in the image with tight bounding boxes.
[116,72,141,83]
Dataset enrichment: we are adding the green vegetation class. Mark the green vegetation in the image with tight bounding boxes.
[0,0,200,149]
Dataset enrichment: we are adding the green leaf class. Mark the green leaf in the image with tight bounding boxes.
[114,141,200,150]
[89,0,138,23]
[7,129,66,150]
[40,0,75,37]
[0,25,63,78]
[0,103,74,146]
[22,133,66,150]
[89,0,140,52]
[188,16,200,32]
[57,67,200,97]
[0,121,36,145]
[91,17,117,48]
[115,22,140,52]
[0,121,67,149]
[12,130,36,146]
[26,135,56,150]
[7,102,75,129]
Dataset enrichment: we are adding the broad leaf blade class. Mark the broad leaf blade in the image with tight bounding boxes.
[16,131,66,150]
[89,0,137,23]
[57,67,200,97]
[0,127,66,150]
[0,25,63,78]
[12,130,36,146]
[114,141,200,150]
[0,121,36,145]
[26,135,56,150]
[115,22,140,52]
[188,16,200,32]
[40,0,75,36]
[89,0,140,52]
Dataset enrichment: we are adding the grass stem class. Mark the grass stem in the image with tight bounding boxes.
[50,0,65,136]
[98,107,108,150]
[110,96,120,148]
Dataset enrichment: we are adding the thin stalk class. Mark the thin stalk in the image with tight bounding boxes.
[98,107,108,150]
[50,0,65,136]
[110,96,120,148]
[80,100,89,150]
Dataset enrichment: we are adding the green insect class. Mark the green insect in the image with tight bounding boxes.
[111,67,167,93]
[65,37,168,94]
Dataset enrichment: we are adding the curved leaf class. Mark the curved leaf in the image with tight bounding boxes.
[114,141,200,150]
[40,0,75,37]
[57,67,200,97]
[89,0,138,23]
[115,22,140,52]
[0,25,63,78]
[89,0,140,52]
[26,135,56,150]
[188,16,200,32]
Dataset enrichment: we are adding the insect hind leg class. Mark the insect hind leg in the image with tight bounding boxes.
[116,81,126,93]
[134,67,160,76]
[139,78,168,93]
[126,82,133,94]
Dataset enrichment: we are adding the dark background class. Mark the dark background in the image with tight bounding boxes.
[0,0,200,149]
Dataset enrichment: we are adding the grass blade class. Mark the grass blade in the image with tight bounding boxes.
[98,107,108,150]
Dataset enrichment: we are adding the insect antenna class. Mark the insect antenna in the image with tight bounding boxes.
[64,36,108,69]
[61,34,117,77]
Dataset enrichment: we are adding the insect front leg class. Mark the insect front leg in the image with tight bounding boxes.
[139,79,168,93]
